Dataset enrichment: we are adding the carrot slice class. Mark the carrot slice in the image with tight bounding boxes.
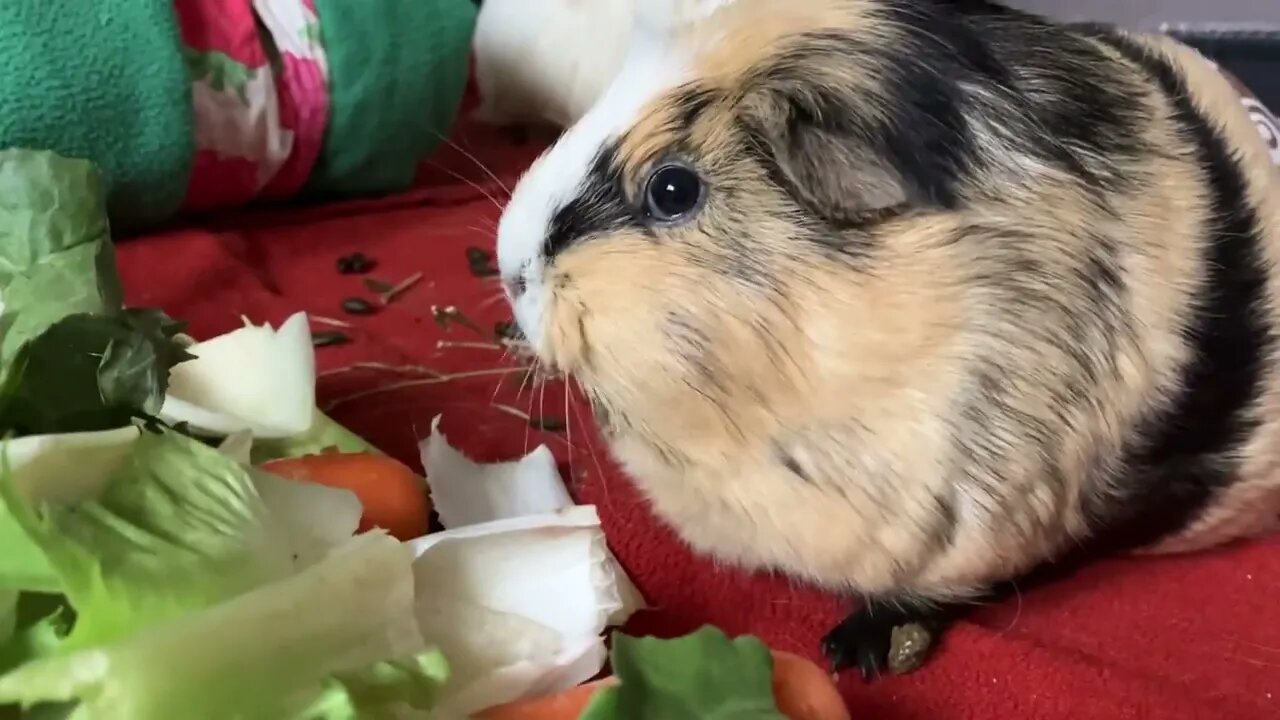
[474,649,850,720]
[770,650,852,720]
[475,678,619,720]
[260,453,431,540]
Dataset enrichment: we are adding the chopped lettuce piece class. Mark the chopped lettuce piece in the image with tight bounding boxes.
[160,312,316,438]
[0,533,429,720]
[251,469,363,569]
[0,310,193,436]
[250,408,383,464]
[0,594,72,676]
[0,592,12,641]
[583,626,784,720]
[0,150,109,286]
[0,427,142,594]
[293,649,449,720]
[410,507,625,716]
[0,508,53,594]
[0,429,294,649]
[0,240,123,365]
[421,415,572,527]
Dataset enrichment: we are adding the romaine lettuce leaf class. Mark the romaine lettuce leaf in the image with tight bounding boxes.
[581,626,784,720]
[0,429,439,719]
[0,151,109,286]
[0,310,193,436]
[250,408,383,464]
[0,533,430,720]
[0,429,293,649]
[0,593,71,676]
[0,239,123,365]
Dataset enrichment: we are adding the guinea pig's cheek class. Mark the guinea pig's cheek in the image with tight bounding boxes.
[545,293,588,373]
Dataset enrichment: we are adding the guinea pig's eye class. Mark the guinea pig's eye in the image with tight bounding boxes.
[642,164,704,223]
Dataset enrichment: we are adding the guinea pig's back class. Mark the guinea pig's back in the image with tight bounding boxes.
[1088,27,1280,554]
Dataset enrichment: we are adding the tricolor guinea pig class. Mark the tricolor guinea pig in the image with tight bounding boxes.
[495,0,1280,678]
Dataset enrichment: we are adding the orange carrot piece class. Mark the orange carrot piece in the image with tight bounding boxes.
[260,453,431,540]
[770,650,852,720]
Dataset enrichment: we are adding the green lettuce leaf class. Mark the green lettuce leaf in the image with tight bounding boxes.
[250,409,382,464]
[0,594,71,675]
[0,310,193,436]
[0,429,293,649]
[0,532,429,720]
[0,239,123,365]
[0,429,438,719]
[0,506,53,593]
[0,151,109,286]
[296,651,451,720]
[582,626,784,720]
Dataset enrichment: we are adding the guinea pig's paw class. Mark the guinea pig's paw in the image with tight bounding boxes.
[820,596,951,680]
[820,607,897,680]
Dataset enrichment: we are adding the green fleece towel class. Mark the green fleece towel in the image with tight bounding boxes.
[0,2,193,233]
[306,0,477,197]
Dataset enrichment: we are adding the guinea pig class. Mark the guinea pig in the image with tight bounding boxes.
[495,0,1280,678]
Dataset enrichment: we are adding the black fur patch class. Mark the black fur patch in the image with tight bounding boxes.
[738,26,981,224]
[734,1,1148,234]
[1081,29,1272,550]
[543,143,640,261]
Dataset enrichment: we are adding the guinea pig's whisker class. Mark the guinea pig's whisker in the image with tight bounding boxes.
[426,128,513,197]
[487,346,518,406]
[317,362,445,379]
[475,294,510,313]
[996,582,1023,635]
[522,358,542,454]
[567,385,614,513]
[321,367,529,410]
[465,223,499,236]
[422,159,508,213]
[563,379,574,480]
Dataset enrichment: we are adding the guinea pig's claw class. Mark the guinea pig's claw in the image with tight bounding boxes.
[820,611,892,681]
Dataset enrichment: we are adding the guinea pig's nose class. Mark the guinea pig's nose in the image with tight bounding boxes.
[502,274,527,300]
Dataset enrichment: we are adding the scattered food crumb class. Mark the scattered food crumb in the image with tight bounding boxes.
[341,297,378,316]
[381,271,424,305]
[888,623,934,675]
[311,330,351,348]
[432,305,484,335]
[336,252,375,274]
[437,340,503,351]
[466,246,500,277]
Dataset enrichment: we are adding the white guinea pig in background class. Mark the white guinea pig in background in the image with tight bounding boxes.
[471,0,735,128]
[471,0,636,128]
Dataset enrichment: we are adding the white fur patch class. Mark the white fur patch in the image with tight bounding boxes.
[496,22,692,351]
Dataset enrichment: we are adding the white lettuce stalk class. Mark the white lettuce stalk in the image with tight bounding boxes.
[415,417,645,716]
[159,312,316,439]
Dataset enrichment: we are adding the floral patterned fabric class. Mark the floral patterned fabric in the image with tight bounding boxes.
[174,0,331,212]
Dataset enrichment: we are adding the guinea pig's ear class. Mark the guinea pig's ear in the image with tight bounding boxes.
[739,82,964,226]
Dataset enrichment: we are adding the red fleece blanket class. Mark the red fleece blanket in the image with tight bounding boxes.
[116,112,1280,720]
